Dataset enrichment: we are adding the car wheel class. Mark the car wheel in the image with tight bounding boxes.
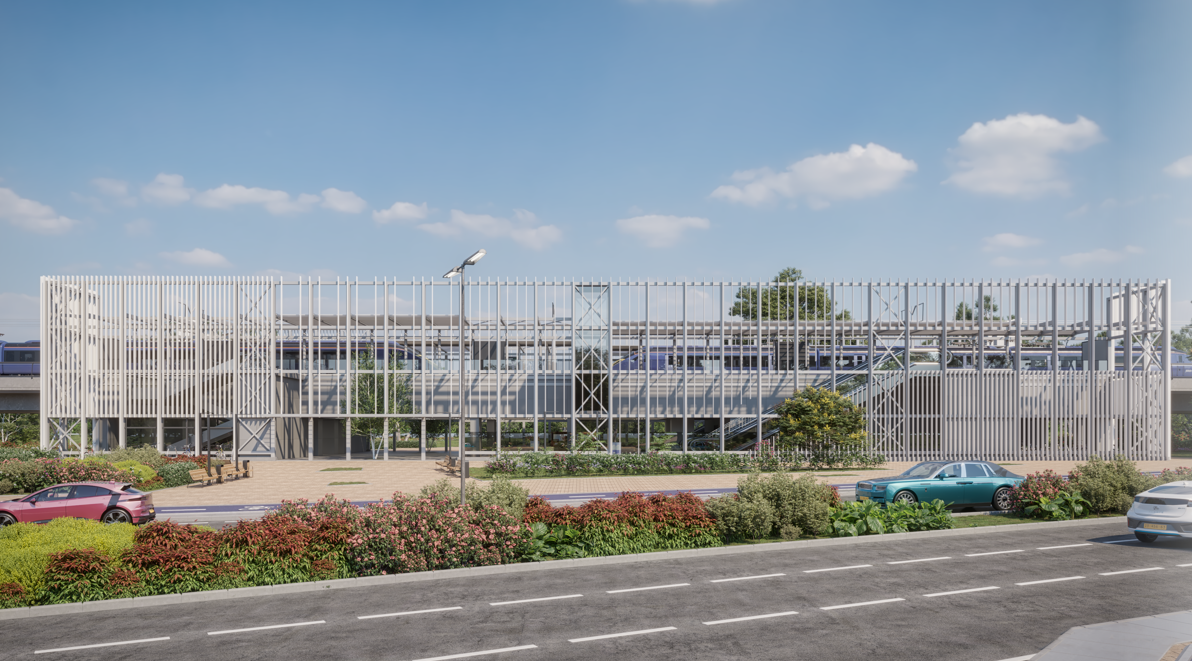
[0,512,15,528]
[1134,531,1159,543]
[892,490,918,505]
[101,508,132,525]
[992,487,1013,511]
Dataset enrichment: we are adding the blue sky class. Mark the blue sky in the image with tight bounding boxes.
[2,0,1191,340]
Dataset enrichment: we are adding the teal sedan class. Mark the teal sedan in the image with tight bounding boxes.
[855,461,1023,510]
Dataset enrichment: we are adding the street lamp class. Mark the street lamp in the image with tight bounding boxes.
[444,249,485,505]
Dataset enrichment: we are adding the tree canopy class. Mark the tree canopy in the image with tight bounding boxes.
[730,267,851,321]
[773,387,868,453]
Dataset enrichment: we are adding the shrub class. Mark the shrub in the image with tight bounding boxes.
[1157,467,1192,483]
[0,518,136,597]
[0,458,138,493]
[1068,455,1159,514]
[736,471,833,537]
[0,479,15,495]
[106,447,167,469]
[779,524,801,541]
[465,475,530,519]
[0,582,30,609]
[830,499,953,536]
[1024,491,1091,521]
[705,495,775,541]
[155,462,200,488]
[113,461,158,484]
[486,451,803,478]
[773,387,869,456]
[343,494,530,575]
[525,522,588,561]
[0,447,56,462]
[524,492,722,556]
[1007,470,1070,514]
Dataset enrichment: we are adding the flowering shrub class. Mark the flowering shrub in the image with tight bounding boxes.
[1068,455,1159,514]
[1007,470,1071,514]
[1158,466,1192,483]
[524,492,722,556]
[0,458,138,494]
[488,451,801,478]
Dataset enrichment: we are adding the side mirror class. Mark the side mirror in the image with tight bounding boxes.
[936,474,946,480]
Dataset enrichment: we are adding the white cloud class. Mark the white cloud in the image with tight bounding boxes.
[124,219,153,236]
[141,173,194,205]
[417,209,562,250]
[0,187,79,234]
[1059,245,1143,267]
[320,188,367,214]
[193,184,319,215]
[1164,155,1192,178]
[711,143,917,208]
[160,247,232,268]
[981,233,1043,252]
[944,113,1104,197]
[373,200,429,223]
[615,214,710,248]
[92,178,128,197]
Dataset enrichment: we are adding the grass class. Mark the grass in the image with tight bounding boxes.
[328,481,368,485]
[320,467,363,472]
[952,511,1121,529]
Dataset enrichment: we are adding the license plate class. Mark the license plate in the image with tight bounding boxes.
[858,495,869,501]
[1142,522,1167,531]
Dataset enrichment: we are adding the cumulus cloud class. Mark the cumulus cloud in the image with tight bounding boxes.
[160,247,232,268]
[193,184,319,215]
[320,188,367,213]
[91,177,136,205]
[1164,155,1192,178]
[944,113,1104,197]
[141,173,194,205]
[373,200,429,223]
[418,209,562,250]
[1059,245,1143,267]
[0,188,78,234]
[615,214,710,248]
[711,143,917,208]
[981,233,1043,252]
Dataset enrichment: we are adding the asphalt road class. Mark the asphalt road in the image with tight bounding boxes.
[7,520,1192,661]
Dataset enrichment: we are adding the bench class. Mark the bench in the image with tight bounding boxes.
[189,468,219,487]
[218,464,246,481]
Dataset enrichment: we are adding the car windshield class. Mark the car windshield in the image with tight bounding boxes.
[900,462,946,478]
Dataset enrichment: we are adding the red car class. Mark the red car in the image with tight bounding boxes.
[0,482,156,527]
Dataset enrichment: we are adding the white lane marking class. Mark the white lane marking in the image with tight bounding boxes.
[1099,567,1163,576]
[820,598,905,611]
[208,620,325,636]
[704,611,799,625]
[412,644,538,661]
[1101,540,1135,544]
[1015,576,1084,586]
[992,656,1035,661]
[710,573,786,583]
[887,557,951,565]
[159,509,205,512]
[804,564,872,573]
[359,607,462,619]
[965,550,1023,557]
[923,586,1000,598]
[1178,563,1192,568]
[1037,543,1092,550]
[607,583,690,594]
[569,627,677,643]
[490,594,582,606]
[35,637,171,654]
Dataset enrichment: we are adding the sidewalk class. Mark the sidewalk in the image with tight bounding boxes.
[147,458,1192,507]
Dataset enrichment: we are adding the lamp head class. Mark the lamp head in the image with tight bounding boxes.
[464,249,486,266]
[443,266,463,279]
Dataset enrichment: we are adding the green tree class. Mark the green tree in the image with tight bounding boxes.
[0,413,39,447]
[344,345,414,441]
[730,268,851,321]
[1170,323,1192,357]
[954,295,1000,321]
[773,387,868,453]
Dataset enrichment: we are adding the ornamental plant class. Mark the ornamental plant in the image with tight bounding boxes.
[1006,470,1071,515]
[1068,455,1159,514]
[0,458,138,493]
[773,387,870,459]
[524,492,722,556]
[1024,491,1091,521]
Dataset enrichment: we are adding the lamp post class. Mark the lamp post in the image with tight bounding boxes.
[444,249,486,506]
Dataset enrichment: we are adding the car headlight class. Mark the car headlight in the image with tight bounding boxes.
[874,484,887,492]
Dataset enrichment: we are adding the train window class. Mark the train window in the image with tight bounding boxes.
[4,350,38,363]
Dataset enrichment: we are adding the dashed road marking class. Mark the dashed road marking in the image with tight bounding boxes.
[607,583,690,594]
[965,550,1023,557]
[208,621,325,636]
[821,598,905,611]
[704,611,799,625]
[569,627,677,643]
[1098,567,1163,576]
[1015,576,1084,586]
[1036,543,1092,550]
[803,564,872,573]
[710,573,786,583]
[490,594,583,606]
[35,637,171,654]
[412,644,538,661]
[359,607,462,619]
[923,586,1000,598]
[888,557,951,565]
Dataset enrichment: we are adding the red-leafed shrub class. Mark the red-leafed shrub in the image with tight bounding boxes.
[41,548,132,604]
[524,492,722,556]
[0,582,29,609]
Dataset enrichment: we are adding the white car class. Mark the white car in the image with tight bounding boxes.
[1127,481,1192,542]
